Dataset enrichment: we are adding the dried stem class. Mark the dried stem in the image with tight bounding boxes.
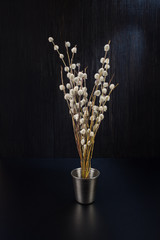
[65,46,71,67]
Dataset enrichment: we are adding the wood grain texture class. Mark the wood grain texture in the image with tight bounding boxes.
[0,0,160,158]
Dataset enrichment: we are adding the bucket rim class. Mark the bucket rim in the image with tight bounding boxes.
[71,167,100,180]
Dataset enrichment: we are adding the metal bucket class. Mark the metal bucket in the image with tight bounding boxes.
[71,168,100,204]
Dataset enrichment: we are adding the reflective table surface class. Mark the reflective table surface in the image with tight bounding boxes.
[0,158,159,240]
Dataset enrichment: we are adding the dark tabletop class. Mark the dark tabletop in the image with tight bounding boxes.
[0,158,159,240]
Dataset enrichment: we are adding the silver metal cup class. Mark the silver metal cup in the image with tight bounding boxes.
[71,168,100,204]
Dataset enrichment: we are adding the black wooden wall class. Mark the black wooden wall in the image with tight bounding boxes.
[0,0,160,159]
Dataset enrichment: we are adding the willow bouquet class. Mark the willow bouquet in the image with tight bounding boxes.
[48,37,118,179]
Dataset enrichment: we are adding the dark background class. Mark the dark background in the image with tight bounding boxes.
[0,1,160,239]
[0,0,160,159]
